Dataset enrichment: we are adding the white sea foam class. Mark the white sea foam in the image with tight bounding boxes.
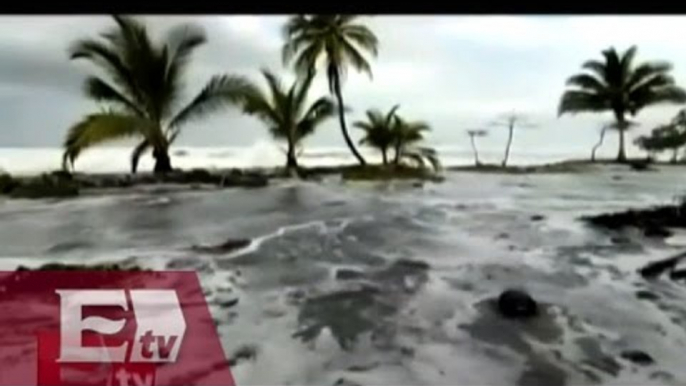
[1,165,686,384]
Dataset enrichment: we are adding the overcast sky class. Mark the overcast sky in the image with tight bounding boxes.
[1,15,686,158]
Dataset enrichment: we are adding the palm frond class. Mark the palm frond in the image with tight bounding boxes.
[293,39,324,79]
[293,70,316,118]
[63,112,153,166]
[558,90,610,115]
[163,23,207,115]
[341,24,379,56]
[168,74,255,129]
[83,76,143,116]
[282,15,310,40]
[69,38,142,105]
[282,33,317,67]
[601,47,622,86]
[418,147,441,171]
[565,74,607,92]
[581,60,607,80]
[620,45,638,83]
[630,86,686,114]
[385,104,400,127]
[259,69,290,120]
[629,73,676,94]
[164,23,207,75]
[237,81,282,127]
[297,97,335,140]
[627,62,672,89]
[399,147,441,171]
[336,15,360,25]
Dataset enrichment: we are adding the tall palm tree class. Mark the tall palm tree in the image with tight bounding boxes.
[353,105,399,165]
[230,69,335,174]
[559,46,686,162]
[282,15,379,166]
[63,15,250,174]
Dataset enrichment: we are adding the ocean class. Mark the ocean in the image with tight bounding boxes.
[0,161,685,384]
[0,144,585,175]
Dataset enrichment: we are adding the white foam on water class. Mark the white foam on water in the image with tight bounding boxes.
[1,163,686,384]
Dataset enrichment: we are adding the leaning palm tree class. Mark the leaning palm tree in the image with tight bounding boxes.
[591,124,609,162]
[353,105,399,165]
[63,15,250,174]
[230,69,335,174]
[466,129,488,166]
[559,46,686,163]
[282,15,379,166]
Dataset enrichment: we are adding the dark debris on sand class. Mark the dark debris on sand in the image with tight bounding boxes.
[581,203,686,239]
[637,251,686,280]
[190,238,251,254]
[620,350,655,366]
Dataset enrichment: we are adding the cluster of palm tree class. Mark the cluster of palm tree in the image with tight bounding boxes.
[353,105,440,170]
[559,46,686,163]
[62,14,439,176]
[62,17,686,174]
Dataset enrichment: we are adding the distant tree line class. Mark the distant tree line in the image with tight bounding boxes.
[634,109,686,163]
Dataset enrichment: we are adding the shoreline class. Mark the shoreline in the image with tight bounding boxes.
[0,158,683,200]
[5,156,684,178]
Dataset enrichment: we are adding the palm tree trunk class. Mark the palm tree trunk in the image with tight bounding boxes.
[672,148,679,164]
[591,126,607,162]
[381,148,388,165]
[502,123,514,167]
[469,135,480,166]
[393,140,402,165]
[153,147,172,174]
[332,72,366,166]
[617,128,627,163]
[286,140,299,171]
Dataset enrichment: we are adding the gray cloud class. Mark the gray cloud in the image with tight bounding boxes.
[0,15,685,160]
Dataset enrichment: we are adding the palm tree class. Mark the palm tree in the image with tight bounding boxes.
[282,15,379,166]
[63,15,250,174]
[230,69,335,174]
[466,129,488,166]
[392,116,429,164]
[392,116,440,171]
[353,105,399,165]
[559,46,686,163]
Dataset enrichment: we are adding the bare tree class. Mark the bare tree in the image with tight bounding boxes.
[593,120,639,162]
[489,112,537,167]
[591,124,608,162]
[466,129,488,166]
